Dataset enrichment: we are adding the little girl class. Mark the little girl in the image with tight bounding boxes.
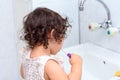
[20,7,82,80]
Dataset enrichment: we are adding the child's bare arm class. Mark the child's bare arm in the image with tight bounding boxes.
[45,60,68,80]
[20,64,24,79]
[68,54,82,80]
[45,54,82,80]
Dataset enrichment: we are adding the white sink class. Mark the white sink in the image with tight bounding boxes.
[83,53,120,80]
[58,43,120,80]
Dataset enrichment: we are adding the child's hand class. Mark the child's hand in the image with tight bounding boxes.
[69,53,82,65]
[68,53,82,80]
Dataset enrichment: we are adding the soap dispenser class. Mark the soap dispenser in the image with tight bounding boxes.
[110,71,120,80]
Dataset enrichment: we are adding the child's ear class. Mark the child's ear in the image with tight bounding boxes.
[49,29,55,39]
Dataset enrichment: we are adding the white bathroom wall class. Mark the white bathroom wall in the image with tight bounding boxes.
[13,0,32,50]
[0,0,19,80]
[12,0,32,79]
[32,0,80,48]
[80,0,120,53]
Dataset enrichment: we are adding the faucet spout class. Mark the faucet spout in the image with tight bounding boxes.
[96,0,111,20]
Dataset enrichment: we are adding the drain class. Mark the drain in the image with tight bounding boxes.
[103,61,106,64]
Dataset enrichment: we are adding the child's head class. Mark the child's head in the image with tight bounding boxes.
[23,7,71,50]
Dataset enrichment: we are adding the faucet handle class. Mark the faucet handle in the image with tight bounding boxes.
[107,27,119,37]
[88,23,100,31]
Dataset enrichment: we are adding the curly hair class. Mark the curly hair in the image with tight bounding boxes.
[23,7,71,49]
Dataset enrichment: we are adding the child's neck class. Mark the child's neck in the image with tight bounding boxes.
[30,45,51,58]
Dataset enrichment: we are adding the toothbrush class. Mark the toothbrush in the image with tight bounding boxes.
[61,49,71,58]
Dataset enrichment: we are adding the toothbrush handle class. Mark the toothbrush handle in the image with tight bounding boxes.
[67,53,71,58]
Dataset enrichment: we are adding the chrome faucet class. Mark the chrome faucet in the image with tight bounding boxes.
[96,0,111,21]
[79,0,120,36]
[96,0,112,28]
[79,0,112,29]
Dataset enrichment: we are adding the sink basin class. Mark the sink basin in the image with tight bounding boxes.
[83,53,120,80]
[58,43,120,80]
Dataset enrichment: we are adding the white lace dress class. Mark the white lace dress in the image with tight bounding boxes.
[20,48,64,80]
